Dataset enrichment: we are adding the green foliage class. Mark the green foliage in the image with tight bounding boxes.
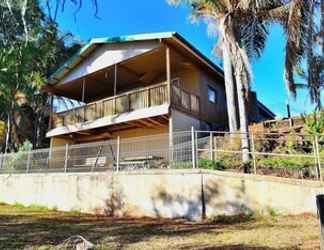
[0,0,80,151]
[171,161,192,169]
[4,140,32,171]
[198,159,225,170]
[0,120,4,142]
[219,157,242,169]
[12,203,52,212]
[257,156,314,169]
[19,140,33,152]
[268,208,279,218]
[303,111,324,137]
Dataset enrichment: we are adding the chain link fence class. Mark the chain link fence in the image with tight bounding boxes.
[0,130,323,180]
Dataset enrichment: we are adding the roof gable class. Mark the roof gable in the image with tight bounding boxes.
[47,32,224,85]
[60,40,160,85]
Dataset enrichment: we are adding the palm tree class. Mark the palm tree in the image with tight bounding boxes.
[169,0,310,164]
[295,0,323,110]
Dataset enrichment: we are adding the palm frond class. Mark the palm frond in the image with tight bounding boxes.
[282,0,309,97]
[238,0,283,12]
[236,15,269,59]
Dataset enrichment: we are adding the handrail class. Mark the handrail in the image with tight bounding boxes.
[57,82,168,115]
[52,80,201,129]
[171,84,200,116]
[53,82,169,128]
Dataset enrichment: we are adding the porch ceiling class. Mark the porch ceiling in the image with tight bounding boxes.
[46,45,194,103]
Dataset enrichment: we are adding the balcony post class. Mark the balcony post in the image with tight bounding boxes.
[82,78,86,103]
[82,78,86,122]
[114,64,118,114]
[166,46,174,164]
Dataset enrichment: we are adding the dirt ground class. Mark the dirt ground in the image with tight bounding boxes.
[0,203,320,250]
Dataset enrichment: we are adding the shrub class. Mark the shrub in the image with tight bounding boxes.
[303,111,324,137]
[198,159,225,170]
[214,152,242,169]
[257,156,314,169]
[4,140,32,171]
[171,161,192,169]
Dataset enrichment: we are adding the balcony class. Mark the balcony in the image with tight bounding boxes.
[48,81,200,137]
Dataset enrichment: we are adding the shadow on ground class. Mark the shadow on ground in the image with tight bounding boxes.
[0,204,314,250]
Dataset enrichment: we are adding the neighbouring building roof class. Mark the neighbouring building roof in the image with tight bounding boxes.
[257,100,276,119]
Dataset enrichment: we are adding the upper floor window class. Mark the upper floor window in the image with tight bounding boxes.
[171,78,181,87]
[208,86,217,104]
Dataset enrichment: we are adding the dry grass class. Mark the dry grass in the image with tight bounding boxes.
[0,203,319,249]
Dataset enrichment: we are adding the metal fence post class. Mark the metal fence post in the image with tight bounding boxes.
[116,136,120,172]
[209,132,214,161]
[315,135,322,181]
[64,144,69,173]
[195,130,198,165]
[191,127,196,169]
[26,151,31,173]
[251,133,257,174]
[214,134,218,160]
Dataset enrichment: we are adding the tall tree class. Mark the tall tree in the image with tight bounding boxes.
[169,0,241,132]
[0,0,80,152]
[169,0,310,163]
[295,0,323,110]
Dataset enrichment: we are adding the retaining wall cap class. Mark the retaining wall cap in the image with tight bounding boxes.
[1,169,324,188]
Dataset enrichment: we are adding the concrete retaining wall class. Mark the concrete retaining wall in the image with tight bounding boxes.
[0,170,322,220]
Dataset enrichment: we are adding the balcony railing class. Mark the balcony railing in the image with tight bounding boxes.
[171,84,200,115]
[52,81,200,129]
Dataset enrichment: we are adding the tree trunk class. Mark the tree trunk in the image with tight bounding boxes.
[223,44,239,132]
[4,114,10,153]
[235,72,251,164]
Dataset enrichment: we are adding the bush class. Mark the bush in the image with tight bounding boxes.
[171,161,192,169]
[257,156,314,169]
[303,111,324,137]
[199,159,225,170]
[4,140,32,171]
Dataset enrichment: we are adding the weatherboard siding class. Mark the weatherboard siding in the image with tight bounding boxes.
[198,71,227,128]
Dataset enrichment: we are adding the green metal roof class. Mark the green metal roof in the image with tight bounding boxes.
[89,31,176,44]
[47,31,224,85]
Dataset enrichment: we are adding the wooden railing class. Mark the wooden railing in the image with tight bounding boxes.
[171,84,200,116]
[52,81,200,129]
[53,82,168,128]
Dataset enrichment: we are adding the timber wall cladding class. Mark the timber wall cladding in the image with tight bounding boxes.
[0,170,321,221]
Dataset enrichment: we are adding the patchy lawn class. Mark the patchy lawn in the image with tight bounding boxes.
[0,203,319,249]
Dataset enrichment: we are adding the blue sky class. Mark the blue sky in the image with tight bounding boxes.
[53,0,319,117]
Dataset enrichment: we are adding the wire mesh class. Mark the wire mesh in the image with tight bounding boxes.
[0,130,322,181]
[195,131,322,180]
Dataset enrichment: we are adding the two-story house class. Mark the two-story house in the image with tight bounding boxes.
[43,32,275,148]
